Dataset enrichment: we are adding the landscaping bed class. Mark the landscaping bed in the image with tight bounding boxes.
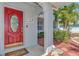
[54,40,79,56]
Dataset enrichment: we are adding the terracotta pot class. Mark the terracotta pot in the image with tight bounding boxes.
[38,37,44,47]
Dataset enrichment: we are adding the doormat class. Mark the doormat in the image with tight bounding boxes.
[5,48,29,56]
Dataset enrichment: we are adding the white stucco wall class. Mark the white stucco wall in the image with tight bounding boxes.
[0,3,5,56]
[0,2,42,55]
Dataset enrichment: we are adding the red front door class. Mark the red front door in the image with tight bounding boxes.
[4,7,23,47]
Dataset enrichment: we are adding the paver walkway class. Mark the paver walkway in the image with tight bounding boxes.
[54,40,79,56]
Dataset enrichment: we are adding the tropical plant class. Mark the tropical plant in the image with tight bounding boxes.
[53,30,70,42]
[53,3,79,31]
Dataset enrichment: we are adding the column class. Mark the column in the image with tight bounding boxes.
[42,3,54,51]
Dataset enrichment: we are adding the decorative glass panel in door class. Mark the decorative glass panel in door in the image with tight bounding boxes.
[11,15,19,32]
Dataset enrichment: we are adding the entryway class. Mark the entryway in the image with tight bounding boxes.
[37,16,44,47]
[0,2,45,56]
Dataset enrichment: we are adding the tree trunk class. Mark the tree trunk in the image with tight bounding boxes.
[64,21,70,32]
[64,21,68,31]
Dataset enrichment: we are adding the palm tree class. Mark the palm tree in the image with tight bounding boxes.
[53,3,79,31]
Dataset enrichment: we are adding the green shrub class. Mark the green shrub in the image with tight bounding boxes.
[38,32,44,38]
[53,30,70,42]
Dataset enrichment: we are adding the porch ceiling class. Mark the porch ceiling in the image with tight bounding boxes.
[51,2,72,8]
[49,2,72,10]
[38,2,72,17]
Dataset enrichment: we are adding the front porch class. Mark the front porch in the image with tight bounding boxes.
[0,2,79,56]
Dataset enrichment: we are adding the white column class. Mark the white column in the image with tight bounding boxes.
[42,3,54,51]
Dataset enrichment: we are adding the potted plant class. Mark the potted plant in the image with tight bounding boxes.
[38,32,44,46]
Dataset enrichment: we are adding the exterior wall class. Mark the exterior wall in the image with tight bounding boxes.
[0,2,42,55]
[0,3,5,55]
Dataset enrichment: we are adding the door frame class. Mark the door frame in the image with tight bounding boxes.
[4,7,23,48]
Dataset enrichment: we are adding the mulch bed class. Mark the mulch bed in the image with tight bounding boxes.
[54,40,79,56]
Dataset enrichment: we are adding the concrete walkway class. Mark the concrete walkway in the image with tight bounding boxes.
[24,45,44,56]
